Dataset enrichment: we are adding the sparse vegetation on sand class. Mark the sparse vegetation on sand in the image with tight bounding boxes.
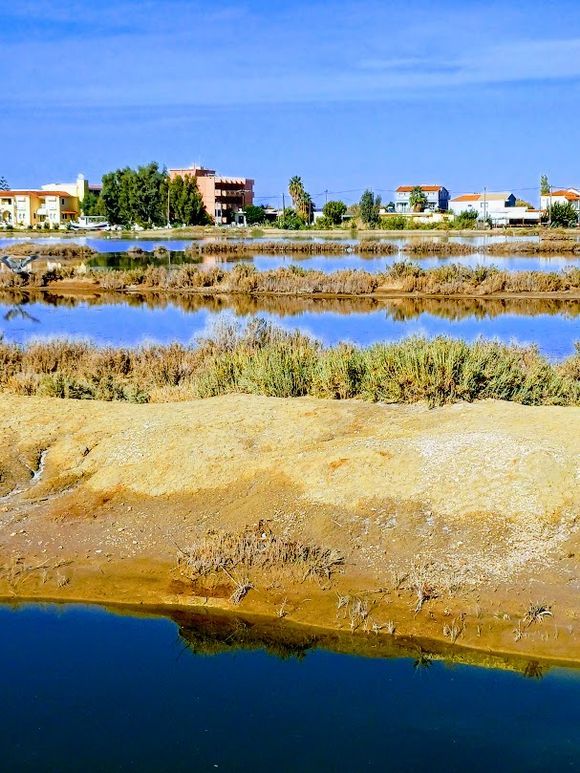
[1,319,578,406]
[178,523,345,596]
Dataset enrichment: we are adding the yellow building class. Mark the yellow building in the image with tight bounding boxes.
[0,189,80,228]
[0,173,104,228]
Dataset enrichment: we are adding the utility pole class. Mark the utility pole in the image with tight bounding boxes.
[282,192,286,219]
[166,181,170,229]
[325,189,328,205]
[548,185,552,227]
[482,186,487,229]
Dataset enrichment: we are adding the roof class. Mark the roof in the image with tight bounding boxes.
[396,185,445,193]
[0,190,71,197]
[549,189,580,200]
[451,192,514,203]
[451,194,480,202]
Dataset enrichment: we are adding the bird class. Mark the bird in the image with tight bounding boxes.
[0,254,40,274]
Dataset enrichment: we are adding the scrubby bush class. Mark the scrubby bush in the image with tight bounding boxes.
[0,322,576,407]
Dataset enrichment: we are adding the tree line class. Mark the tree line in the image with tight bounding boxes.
[83,162,210,227]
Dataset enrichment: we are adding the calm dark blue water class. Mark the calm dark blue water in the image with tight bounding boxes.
[1,300,578,358]
[0,604,578,772]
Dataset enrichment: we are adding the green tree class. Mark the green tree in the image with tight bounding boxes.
[540,174,550,195]
[515,199,533,208]
[169,175,209,225]
[100,162,172,227]
[101,167,134,226]
[132,162,167,227]
[277,208,303,229]
[409,186,428,212]
[243,204,267,225]
[454,209,479,228]
[81,190,101,215]
[0,176,9,191]
[545,201,578,228]
[359,189,381,227]
[322,200,347,225]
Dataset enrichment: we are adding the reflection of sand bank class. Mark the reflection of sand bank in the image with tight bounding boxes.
[1,287,578,321]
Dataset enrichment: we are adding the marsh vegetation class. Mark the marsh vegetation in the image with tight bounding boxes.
[0,319,577,406]
[3,260,579,297]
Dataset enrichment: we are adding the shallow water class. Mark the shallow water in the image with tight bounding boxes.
[0,295,578,357]
[2,235,579,272]
[0,604,578,773]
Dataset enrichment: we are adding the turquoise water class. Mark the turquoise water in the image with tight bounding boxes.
[1,298,578,358]
[0,604,578,772]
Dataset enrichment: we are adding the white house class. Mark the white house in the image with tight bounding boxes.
[539,188,580,212]
[395,185,450,213]
[449,192,540,225]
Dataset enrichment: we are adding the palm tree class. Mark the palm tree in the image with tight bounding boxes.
[299,192,314,224]
[409,186,428,212]
[288,176,305,210]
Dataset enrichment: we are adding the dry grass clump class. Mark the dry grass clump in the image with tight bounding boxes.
[178,523,345,589]
[357,240,398,255]
[4,242,96,258]
[384,261,580,295]
[6,259,580,297]
[1,319,578,407]
[0,264,77,288]
[402,240,476,256]
[523,602,553,627]
[220,264,381,295]
[486,240,580,255]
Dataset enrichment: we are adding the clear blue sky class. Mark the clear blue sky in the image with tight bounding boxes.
[3,0,580,206]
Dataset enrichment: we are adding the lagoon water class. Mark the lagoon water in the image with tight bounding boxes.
[0,296,578,358]
[1,604,578,772]
[1,235,578,359]
[2,235,579,273]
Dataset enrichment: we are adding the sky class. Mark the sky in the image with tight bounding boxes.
[2,0,580,207]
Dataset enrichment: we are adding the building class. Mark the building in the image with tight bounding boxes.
[41,173,101,202]
[0,173,103,229]
[539,188,580,212]
[168,165,254,224]
[0,189,80,228]
[449,192,541,225]
[395,185,450,213]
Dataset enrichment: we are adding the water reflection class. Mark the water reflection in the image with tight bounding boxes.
[0,290,577,357]
[86,249,580,274]
[1,603,579,772]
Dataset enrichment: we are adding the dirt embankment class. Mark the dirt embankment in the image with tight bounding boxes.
[0,395,578,665]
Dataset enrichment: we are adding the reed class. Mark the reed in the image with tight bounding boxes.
[5,259,578,297]
[0,319,578,406]
[401,240,476,255]
[2,242,96,258]
[486,240,580,255]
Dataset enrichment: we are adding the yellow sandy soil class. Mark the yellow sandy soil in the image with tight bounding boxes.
[0,394,578,663]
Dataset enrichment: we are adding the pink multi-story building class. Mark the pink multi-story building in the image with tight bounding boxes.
[168,165,254,224]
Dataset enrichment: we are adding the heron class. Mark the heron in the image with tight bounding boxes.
[3,306,40,323]
[1,254,40,274]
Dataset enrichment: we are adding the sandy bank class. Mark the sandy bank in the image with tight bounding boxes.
[0,395,578,663]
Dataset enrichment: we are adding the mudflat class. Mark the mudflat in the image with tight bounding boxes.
[0,394,578,663]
